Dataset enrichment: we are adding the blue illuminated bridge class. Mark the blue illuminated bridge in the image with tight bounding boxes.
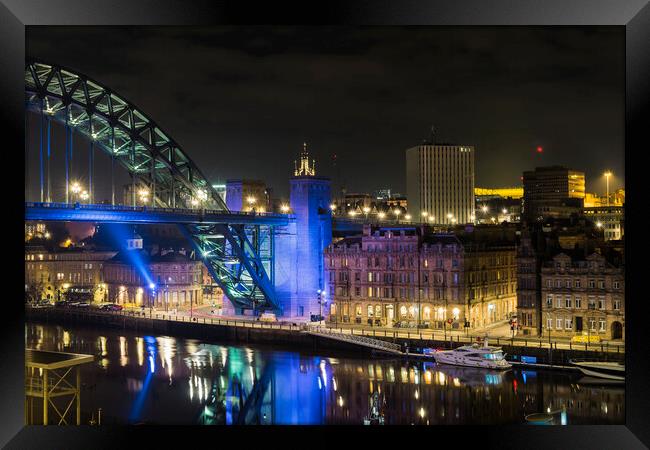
[24,60,332,318]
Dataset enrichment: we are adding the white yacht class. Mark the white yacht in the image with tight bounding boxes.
[570,360,625,382]
[432,339,512,370]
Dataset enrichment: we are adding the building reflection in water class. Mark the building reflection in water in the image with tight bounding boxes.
[24,323,624,425]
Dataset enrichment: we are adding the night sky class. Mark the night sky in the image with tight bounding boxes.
[26,26,624,200]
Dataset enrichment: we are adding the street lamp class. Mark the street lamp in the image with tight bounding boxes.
[148,283,156,316]
[363,206,371,221]
[421,211,428,224]
[404,214,412,222]
[138,188,149,205]
[80,191,89,202]
[348,210,357,218]
[70,182,81,203]
[393,209,401,223]
[330,204,337,214]
[247,196,257,212]
[378,211,386,220]
[604,171,612,206]
[280,204,290,213]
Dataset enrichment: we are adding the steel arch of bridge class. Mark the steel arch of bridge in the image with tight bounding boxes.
[25,60,282,312]
[25,59,226,211]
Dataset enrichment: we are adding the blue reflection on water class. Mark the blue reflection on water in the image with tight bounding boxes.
[128,336,157,423]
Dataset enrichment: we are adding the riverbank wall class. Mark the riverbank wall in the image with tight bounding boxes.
[26,308,624,366]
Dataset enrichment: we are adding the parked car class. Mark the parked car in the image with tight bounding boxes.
[106,304,123,311]
[76,302,90,308]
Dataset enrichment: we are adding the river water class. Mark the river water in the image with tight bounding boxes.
[25,321,624,425]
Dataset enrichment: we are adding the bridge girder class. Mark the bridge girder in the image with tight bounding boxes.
[25,60,226,211]
[179,223,280,313]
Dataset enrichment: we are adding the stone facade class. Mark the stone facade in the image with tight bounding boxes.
[324,225,516,330]
[540,252,624,341]
[25,247,116,303]
[103,249,204,310]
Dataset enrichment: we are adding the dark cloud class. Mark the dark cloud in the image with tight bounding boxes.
[26,26,624,199]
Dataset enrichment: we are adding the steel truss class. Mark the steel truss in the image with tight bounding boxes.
[25,60,226,210]
[179,223,279,312]
[25,60,281,310]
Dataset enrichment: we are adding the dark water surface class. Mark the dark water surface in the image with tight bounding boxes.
[25,321,624,425]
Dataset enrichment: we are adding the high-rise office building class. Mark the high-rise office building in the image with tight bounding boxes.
[406,144,475,224]
[522,166,585,222]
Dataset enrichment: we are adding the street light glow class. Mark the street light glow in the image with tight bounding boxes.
[378,212,386,219]
[280,204,290,213]
[330,204,337,211]
[405,214,412,221]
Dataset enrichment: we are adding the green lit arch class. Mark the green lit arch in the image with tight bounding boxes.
[25,59,227,210]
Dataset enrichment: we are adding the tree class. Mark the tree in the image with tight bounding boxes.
[25,282,45,304]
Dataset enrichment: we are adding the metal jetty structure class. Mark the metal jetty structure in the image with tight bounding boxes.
[25,349,94,425]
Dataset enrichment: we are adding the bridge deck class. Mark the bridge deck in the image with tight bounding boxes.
[25,202,292,226]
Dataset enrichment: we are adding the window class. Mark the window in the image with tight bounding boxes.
[613,281,620,289]
[298,306,304,316]
[556,318,562,329]
[599,319,606,332]
[56,273,64,281]
[575,279,581,288]
[598,280,605,289]
[565,296,572,308]
[546,279,552,288]
[546,294,553,307]
[355,305,362,316]
[367,305,374,318]
[598,297,605,309]
[575,296,582,308]
[613,299,620,310]
[556,296,563,308]
[355,272,360,282]
[355,287,361,297]
[367,287,373,298]
[565,280,571,288]
[565,318,572,330]
[589,319,596,331]
[452,259,458,268]
[368,272,373,282]
[588,280,595,288]
[556,279,562,288]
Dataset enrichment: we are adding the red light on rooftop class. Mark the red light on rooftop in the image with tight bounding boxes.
[536,146,543,153]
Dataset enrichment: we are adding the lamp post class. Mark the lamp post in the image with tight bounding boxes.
[393,209,401,224]
[70,182,81,203]
[317,289,323,327]
[604,171,612,206]
[148,283,156,318]
[421,211,428,224]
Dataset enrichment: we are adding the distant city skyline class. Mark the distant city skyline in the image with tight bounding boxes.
[26,26,624,199]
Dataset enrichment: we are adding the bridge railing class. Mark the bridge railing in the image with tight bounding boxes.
[25,202,291,219]
[310,327,403,353]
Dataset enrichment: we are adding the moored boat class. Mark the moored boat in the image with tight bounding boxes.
[432,338,511,370]
[569,360,625,381]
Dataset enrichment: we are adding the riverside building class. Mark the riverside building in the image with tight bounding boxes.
[540,251,624,341]
[324,224,516,330]
[24,246,116,303]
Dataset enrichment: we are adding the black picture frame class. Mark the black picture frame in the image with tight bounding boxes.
[2,1,648,448]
